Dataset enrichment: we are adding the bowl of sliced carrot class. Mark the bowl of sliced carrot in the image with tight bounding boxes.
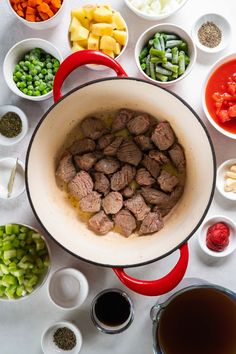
[6,0,66,30]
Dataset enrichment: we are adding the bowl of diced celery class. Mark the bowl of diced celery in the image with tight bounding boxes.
[3,38,63,101]
[135,23,196,86]
[0,223,50,300]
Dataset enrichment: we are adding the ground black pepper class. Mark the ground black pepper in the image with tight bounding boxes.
[53,327,76,351]
[0,112,22,138]
[198,21,222,48]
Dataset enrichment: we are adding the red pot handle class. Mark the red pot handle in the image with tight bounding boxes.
[53,50,128,102]
[113,243,189,296]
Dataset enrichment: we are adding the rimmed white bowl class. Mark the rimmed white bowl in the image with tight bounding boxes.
[124,0,189,21]
[3,38,63,102]
[0,105,28,146]
[6,0,66,30]
[41,320,82,354]
[217,159,236,201]
[202,53,236,139]
[198,215,236,258]
[135,23,197,87]
[192,13,231,54]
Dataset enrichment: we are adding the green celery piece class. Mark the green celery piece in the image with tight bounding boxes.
[2,274,17,287]
[16,285,25,297]
[36,242,45,251]
[12,239,20,248]
[21,255,33,263]
[11,269,24,277]
[4,235,16,242]
[32,233,41,240]
[0,226,5,231]
[36,258,43,269]
[5,224,13,235]
[2,241,12,251]
[3,258,10,265]
[5,284,17,299]
[0,264,9,274]
[18,233,26,240]
[38,249,47,256]
[32,268,44,275]
[29,247,36,256]
[16,249,25,259]
[28,275,38,287]
[12,224,20,235]
[0,285,6,297]
[20,226,29,233]
[4,250,17,259]
[25,286,33,294]
[0,230,4,237]
[17,275,24,285]
[20,241,25,247]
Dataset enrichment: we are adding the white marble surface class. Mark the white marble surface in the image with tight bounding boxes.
[0,0,236,353]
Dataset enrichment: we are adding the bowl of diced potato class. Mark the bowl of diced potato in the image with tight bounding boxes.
[68,4,128,70]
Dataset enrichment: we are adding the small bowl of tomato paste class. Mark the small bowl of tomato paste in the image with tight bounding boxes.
[198,215,236,258]
[203,53,236,139]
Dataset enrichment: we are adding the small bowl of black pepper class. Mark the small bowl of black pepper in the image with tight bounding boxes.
[41,320,82,354]
[191,13,231,54]
[0,105,28,146]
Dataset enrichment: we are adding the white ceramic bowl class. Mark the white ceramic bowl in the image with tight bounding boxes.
[198,215,236,258]
[0,223,51,301]
[124,0,189,21]
[0,105,28,146]
[3,38,63,102]
[202,53,236,139]
[191,13,231,54]
[0,157,25,199]
[48,267,89,310]
[41,320,82,354]
[135,23,197,87]
[6,0,66,30]
[217,159,236,201]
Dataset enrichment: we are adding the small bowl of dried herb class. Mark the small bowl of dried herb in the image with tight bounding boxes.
[191,13,231,54]
[41,320,82,354]
[0,105,28,146]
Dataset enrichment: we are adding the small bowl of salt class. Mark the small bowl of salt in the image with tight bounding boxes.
[191,13,231,54]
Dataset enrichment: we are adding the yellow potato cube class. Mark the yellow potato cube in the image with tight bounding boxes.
[93,7,113,23]
[71,9,90,29]
[70,25,89,42]
[100,35,116,51]
[88,33,100,50]
[69,17,81,32]
[83,4,96,21]
[91,23,113,36]
[76,38,88,48]
[102,49,115,58]
[112,12,126,30]
[113,30,127,46]
[98,4,112,10]
[114,42,121,55]
[72,42,85,53]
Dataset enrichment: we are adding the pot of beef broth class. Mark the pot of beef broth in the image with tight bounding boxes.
[26,51,216,296]
[151,279,236,354]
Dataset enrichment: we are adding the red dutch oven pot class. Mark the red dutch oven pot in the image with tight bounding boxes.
[26,51,216,296]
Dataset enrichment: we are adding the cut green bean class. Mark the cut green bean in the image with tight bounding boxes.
[149,48,165,58]
[166,40,183,49]
[178,51,186,75]
[171,47,179,64]
[165,53,172,60]
[162,62,179,74]
[164,34,179,40]
[156,66,173,76]
[159,35,165,51]
[150,57,163,64]
[155,73,168,82]
[149,62,156,80]
[146,55,151,76]
[153,37,161,51]
[139,47,148,60]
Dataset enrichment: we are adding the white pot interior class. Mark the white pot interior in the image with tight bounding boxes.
[27,79,215,267]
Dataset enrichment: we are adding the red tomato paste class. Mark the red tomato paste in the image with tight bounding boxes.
[206,222,230,252]
[205,59,236,134]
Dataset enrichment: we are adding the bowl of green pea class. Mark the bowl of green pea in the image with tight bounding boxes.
[3,38,63,101]
[135,23,197,86]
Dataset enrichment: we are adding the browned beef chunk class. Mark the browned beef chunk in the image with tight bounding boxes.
[81,117,106,140]
[102,192,123,214]
[112,109,133,132]
[153,205,172,217]
[70,138,95,155]
[113,209,137,237]
[134,135,154,151]
[94,172,110,195]
[80,191,101,212]
[56,152,76,183]
[124,194,150,221]
[168,144,186,171]
[111,164,136,191]
[141,185,183,210]
[68,171,93,200]
[117,138,142,166]
[121,185,135,198]
[149,150,170,165]
[139,211,164,235]
[97,134,115,150]
[135,168,155,186]
[88,211,114,235]
[151,122,175,150]
[157,170,179,193]
[127,114,150,135]
[95,158,120,174]
[103,137,123,156]
[74,152,101,171]
[142,155,160,178]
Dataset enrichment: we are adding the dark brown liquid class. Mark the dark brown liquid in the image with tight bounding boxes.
[158,288,236,354]
[94,291,131,326]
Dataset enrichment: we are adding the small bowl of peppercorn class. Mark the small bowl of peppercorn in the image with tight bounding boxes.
[41,320,82,354]
[0,105,28,146]
[191,13,232,54]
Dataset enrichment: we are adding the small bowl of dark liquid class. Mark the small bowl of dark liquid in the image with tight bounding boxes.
[91,288,134,334]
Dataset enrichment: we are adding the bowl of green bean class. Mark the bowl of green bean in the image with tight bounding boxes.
[135,23,196,86]
[3,38,63,101]
[0,223,51,300]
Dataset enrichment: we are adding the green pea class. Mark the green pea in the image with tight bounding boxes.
[34,75,40,81]
[16,82,21,88]
[25,61,31,67]
[19,82,26,89]
[38,73,44,79]
[42,69,47,75]
[26,75,32,81]
[27,90,33,96]
[35,90,41,96]
[21,75,27,82]
[39,83,46,91]
[34,80,40,86]
[38,62,44,68]
[46,62,53,69]
[19,61,25,67]
[28,85,34,90]
[22,88,28,94]
[15,71,22,79]
[47,69,53,74]
[15,64,20,71]
[42,89,48,95]
[13,76,18,83]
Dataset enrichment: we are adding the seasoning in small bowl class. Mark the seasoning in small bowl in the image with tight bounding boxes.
[0,105,28,146]
[53,327,77,351]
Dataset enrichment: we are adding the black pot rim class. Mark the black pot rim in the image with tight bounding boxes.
[25,76,216,269]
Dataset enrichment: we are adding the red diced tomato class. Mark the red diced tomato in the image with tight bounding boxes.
[212,92,223,102]
[228,104,236,118]
[217,110,231,123]
[232,73,236,82]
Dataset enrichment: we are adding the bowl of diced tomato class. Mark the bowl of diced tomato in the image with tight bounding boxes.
[203,53,236,139]
[6,0,66,30]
